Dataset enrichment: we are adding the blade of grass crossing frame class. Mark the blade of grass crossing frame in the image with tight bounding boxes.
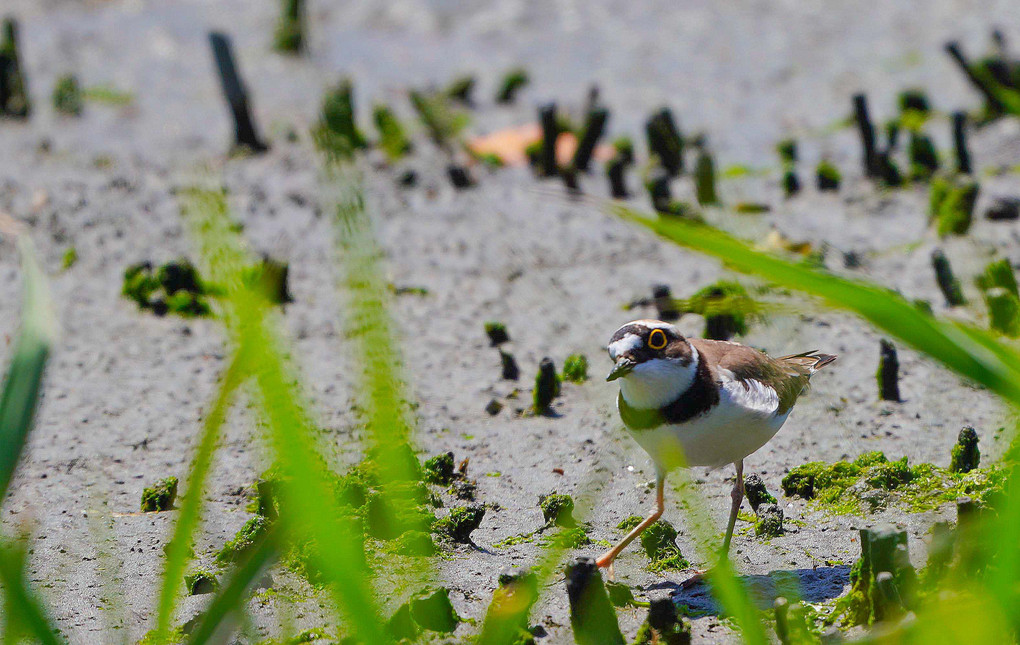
[187,524,280,645]
[182,187,390,644]
[152,351,247,643]
[0,236,57,501]
[0,539,63,645]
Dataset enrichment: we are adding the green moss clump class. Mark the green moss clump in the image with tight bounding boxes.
[562,354,589,383]
[976,258,1020,336]
[930,177,979,237]
[496,68,529,104]
[52,74,82,116]
[551,526,592,548]
[217,515,270,563]
[141,477,178,512]
[640,520,689,572]
[122,260,211,317]
[532,357,561,414]
[184,570,218,595]
[950,427,980,473]
[617,515,643,531]
[372,104,412,162]
[776,139,798,164]
[433,505,485,543]
[423,451,456,485]
[783,451,1005,515]
[816,160,841,191]
[540,493,576,527]
[312,78,368,160]
[754,504,784,538]
[62,247,78,270]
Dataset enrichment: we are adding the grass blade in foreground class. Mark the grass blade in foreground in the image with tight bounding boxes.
[0,539,63,645]
[612,206,1020,406]
[187,524,279,645]
[0,223,62,645]
[0,233,57,502]
[183,187,390,644]
[152,353,247,643]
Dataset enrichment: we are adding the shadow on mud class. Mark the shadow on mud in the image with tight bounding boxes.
[647,565,851,615]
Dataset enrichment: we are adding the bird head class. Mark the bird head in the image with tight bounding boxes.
[606,320,698,408]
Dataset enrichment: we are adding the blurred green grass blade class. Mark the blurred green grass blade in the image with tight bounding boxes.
[0,539,64,645]
[612,206,1020,406]
[153,352,247,644]
[0,236,57,502]
[183,187,390,644]
[187,524,279,645]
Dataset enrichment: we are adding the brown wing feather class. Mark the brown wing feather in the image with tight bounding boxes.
[690,339,835,414]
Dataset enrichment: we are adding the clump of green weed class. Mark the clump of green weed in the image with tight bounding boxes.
[433,505,485,543]
[183,570,218,595]
[423,451,456,485]
[140,477,178,512]
[373,104,412,162]
[639,520,689,572]
[540,493,576,527]
[533,357,561,414]
[950,427,980,473]
[216,515,270,563]
[312,78,368,159]
[52,74,82,116]
[562,354,589,383]
[496,68,529,104]
[122,260,212,317]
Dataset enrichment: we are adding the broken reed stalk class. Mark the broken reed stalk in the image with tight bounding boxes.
[564,557,625,645]
[645,108,683,176]
[945,41,1006,115]
[952,111,972,175]
[273,0,305,54]
[572,107,608,172]
[0,17,30,118]
[931,249,966,307]
[646,165,672,213]
[877,339,901,402]
[209,32,268,152]
[694,147,719,206]
[853,94,877,177]
[606,157,628,198]
[539,103,559,178]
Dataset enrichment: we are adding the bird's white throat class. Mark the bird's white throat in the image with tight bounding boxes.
[618,348,699,409]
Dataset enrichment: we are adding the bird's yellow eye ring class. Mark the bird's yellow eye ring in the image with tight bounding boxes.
[648,329,668,350]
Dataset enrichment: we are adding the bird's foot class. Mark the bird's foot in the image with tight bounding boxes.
[678,568,710,590]
[595,554,616,580]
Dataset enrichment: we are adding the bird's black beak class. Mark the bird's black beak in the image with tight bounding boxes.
[606,357,636,382]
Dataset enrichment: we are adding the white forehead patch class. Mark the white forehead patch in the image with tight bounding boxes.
[608,333,643,360]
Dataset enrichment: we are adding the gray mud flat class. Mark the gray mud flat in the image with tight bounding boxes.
[1,1,1019,643]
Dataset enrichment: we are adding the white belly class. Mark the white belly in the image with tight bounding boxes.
[623,375,791,470]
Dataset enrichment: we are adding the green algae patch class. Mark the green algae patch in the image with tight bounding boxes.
[433,505,485,543]
[540,493,576,527]
[216,515,270,563]
[53,74,82,116]
[562,354,589,383]
[782,451,1005,515]
[950,427,980,473]
[617,515,643,531]
[140,476,178,512]
[388,587,461,639]
[423,451,456,485]
[184,570,218,595]
[640,520,689,572]
[122,260,212,317]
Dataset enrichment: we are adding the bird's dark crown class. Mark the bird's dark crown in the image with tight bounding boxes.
[608,320,693,365]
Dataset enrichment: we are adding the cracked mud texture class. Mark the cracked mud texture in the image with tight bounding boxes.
[2,0,1020,642]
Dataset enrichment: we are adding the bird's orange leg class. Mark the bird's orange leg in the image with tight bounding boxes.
[679,459,744,590]
[596,473,665,571]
